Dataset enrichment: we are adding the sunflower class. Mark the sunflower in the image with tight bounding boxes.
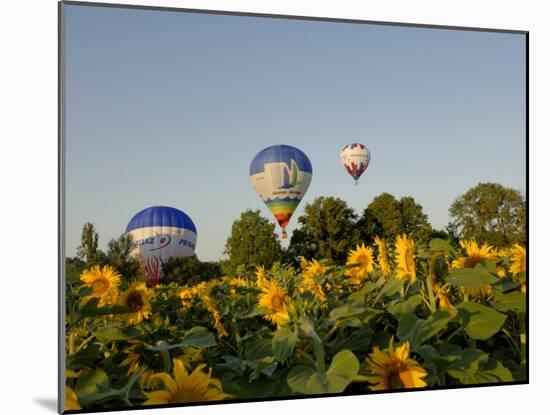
[118,282,154,324]
[191,281,228,338]
[433,282,453,310]
[177,347,203,368]
[299,258,327,302]
[228,277,247,297]
[374,236,392,277]
[80,265,121,306]
[178,288,194,308]
[257,278,291,327]
[365,338,428,390]
[143,359,230,405]
[139,369,155,389]
[395,235,417,283]
[121,340,144,374]
[255,265,267,287]
[66,386,81,410]
[451,240,497,296]
[345,243,375,285]
[509,244,526,276]
[452,240,496,269]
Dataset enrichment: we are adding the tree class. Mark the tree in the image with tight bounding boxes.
[76,222,103,264]
[449,182,526,247]
[223,210,283,275]
[288,196,360,263]
[105,234,144,280]
[358,193,433,243]
[162,256,222,286]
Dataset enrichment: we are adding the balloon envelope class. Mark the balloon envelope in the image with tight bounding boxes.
[249,145,312,237]
[340,143,371,184]
[126,206,197,284]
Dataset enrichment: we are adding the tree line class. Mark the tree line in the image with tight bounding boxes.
[68,182,525,284]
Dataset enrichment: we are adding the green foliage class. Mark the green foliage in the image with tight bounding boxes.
[288,197,360,262]
[162,256,222,286]
[223,210,282,275]
[66,256,87,281]
[357,193,433,244]
[77,222,103,264]
[449,182,526,247]
[104,234,144,280]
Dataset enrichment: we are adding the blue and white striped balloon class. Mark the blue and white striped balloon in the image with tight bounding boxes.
[125,206,197,284]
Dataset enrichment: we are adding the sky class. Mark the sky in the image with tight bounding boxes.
[64,4,526,261]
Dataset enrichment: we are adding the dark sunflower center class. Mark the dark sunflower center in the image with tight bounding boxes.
[91,279,108,295]
[127,292,144,310]
[463,255,483,268]
[271,294,284,311]
[389,371,404,389]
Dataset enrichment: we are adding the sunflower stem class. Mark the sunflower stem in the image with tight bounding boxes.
[313,340,326,373]
[426,257,437,313]
[519,312,526,361]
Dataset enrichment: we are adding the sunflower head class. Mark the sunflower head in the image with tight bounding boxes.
[121,340,145,374]
[257,278,292,327]
[365,337,428,390]
[509,244,526,276]
[177,347,204,368]
[433,282,454,310]
[65,386,81,411]
[255,265,267,288]
[80,265,121,306]
[394,235,416,283]
[118,282,154,324]
[452,240,496,269]
[374,236,392,277]
[345,243,375,285]
[228,277,247,297]
[299,258,327,302]
[178,288,194,308]
[143,359,231,405]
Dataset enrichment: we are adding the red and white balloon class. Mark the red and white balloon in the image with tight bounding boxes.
[340,143,371,185]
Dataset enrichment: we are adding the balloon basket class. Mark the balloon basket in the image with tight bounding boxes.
[280,229,288,239]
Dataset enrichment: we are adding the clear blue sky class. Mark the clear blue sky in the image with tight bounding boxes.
[65,4,526,261]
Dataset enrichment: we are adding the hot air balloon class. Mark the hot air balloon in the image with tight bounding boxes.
[125,206,197,285]
[340,143,371,185]
[250,145,312,238]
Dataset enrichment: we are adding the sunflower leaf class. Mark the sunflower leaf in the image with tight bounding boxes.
[457,302,507,340]
[287,365,316,394]
[78,298,133,319]
[379,276,404,298]
[272,326,298,362]
[305,372,330,394]
[326,349,360,393]
[181,326,217,348]
[493,291,526,313]
[75,368,108,394]
[446,348,489,381]
[397,309,451,348]
[447,268,498,288]
[387,295,421,318]
[429,238,457,257]
[67,343,101,370]
[94,325,142,342]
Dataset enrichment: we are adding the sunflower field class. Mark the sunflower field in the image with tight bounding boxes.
[65,236,527,411]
